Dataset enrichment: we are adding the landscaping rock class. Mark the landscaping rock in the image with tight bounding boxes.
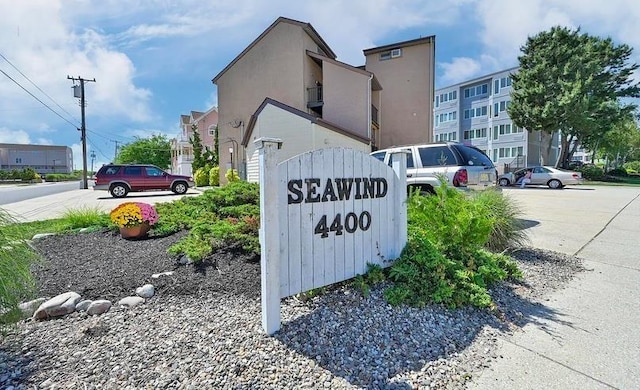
[118,296,145,307]
[86,300,112,315]
[136,284,155,298]
[151,271,174,278]
[33,292,81,320]
[75,300,92,312]
[31,233,55,240]
[177,255,193,265]
[18,298,47,318]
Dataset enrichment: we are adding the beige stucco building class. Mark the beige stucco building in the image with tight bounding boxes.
[364,37,436,148]
[212,17,435,183]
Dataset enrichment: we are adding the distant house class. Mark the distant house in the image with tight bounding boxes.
[0,143,73,175]
[212,16,435,184]
[243,98,370,182]
[170,107,218,176]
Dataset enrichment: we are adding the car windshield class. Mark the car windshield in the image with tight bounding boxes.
[455,145,494,167]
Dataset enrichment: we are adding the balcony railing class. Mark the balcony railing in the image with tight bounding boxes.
[371,104,379,126]
[307,86,323,108]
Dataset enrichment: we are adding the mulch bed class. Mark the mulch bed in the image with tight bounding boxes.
[29,228,261,301]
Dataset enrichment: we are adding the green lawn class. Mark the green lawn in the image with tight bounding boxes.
[583,176,640,187]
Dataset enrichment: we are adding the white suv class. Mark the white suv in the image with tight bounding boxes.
[371,142,497,193]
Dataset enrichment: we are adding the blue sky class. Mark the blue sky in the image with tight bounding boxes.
[1,0,639,169]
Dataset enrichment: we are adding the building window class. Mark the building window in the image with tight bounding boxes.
[436,91,458,106]
[15,158,22,164]
[463,106,487,119]
[463,83,488,99]
[436,111,457,127]
[208,125,216,136]
[379,48,402,61]
[495,76,513,94]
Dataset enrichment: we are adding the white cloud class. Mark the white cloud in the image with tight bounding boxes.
[474,0,640,68]
[439,57,482,86]
[0,128,31,144]
[0,0,153,142]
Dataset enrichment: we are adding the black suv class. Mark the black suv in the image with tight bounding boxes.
[93,164,194,198]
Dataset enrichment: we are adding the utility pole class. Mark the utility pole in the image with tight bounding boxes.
[90,150,96,175]
[68,75,95,189]
[111,140,120,161]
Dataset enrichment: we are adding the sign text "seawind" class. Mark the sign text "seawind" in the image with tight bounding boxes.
[287,177,388,204]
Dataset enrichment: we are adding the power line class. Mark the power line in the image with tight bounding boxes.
[0,68,79,128]
[0,51,80,123]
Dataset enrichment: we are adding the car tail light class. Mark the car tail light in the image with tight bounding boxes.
[453,169,468,187]
[572,173,580,179]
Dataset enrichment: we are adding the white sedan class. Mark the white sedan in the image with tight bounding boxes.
[498,166,583,189]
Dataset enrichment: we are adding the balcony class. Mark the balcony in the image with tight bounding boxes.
[307,86,323,108]
[371,104,379,127]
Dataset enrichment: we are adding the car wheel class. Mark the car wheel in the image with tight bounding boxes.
[548,179,562,189]
[172,182,188,194]
[498,178,510,187]
[110,184,129,198]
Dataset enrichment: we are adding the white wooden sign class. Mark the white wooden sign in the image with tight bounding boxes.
[256,138,407,335]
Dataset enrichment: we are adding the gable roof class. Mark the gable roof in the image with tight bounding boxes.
[180,115,190,125]
[212,17,336,84]
[241,97,370,147]
[363,35,435,56]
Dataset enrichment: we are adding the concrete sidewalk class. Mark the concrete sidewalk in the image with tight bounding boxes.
[468,186,640,390]
[1,187,201,223]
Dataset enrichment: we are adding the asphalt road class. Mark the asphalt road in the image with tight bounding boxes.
[0,181,82,205]
[1,185,201,222]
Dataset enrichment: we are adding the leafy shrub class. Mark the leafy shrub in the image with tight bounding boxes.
[471,189,528,251]
[407,182,493,259]
[0,208,38,327]
[225,169,240,183]
[194,167,209,187]
[209,166,220,187]
[351,263,386,297]
[384,182,521,308]
[577,164,604,180]
[161,181,261,261]
[44,173,80,182]
[606,167,627,177]
[18,168,40,182]
[623,161,640,174]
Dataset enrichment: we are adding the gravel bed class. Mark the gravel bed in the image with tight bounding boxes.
[0,230,586,389]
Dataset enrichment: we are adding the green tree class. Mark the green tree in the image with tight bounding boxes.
[190,125,206,172]
[598,115,640,168]
[115,135,171,169]
[509,26,640,168]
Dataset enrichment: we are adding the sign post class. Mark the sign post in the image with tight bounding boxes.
[255,137,283,335]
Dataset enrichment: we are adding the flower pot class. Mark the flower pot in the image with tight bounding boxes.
[119,223,151,239]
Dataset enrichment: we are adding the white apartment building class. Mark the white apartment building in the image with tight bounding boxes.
[434,67,559,173]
